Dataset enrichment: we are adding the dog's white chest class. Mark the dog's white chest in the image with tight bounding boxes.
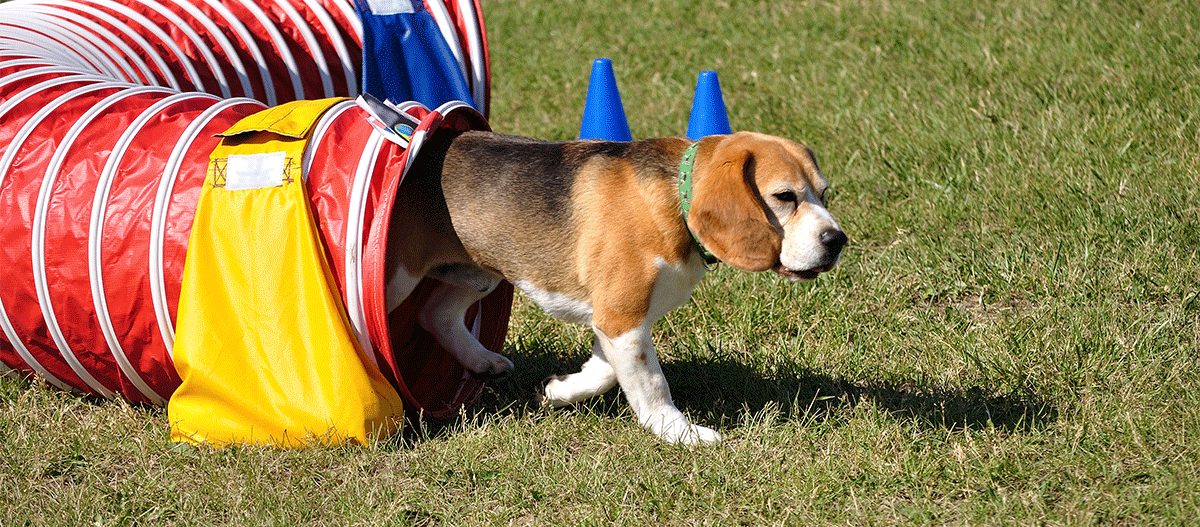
[645,256,707,321]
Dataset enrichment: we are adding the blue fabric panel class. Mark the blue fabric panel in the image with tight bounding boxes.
[356,0,476,109]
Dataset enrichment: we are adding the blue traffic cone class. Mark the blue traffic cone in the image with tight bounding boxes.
[578,58,633,141]
[686,71,732,140]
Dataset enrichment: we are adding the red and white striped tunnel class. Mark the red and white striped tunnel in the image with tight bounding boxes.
[0,0,510,419]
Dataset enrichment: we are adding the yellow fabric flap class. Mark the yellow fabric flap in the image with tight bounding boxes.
[216,97,349,139]
[169,99,403,447]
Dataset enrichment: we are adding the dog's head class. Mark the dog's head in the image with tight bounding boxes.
[688,132,845,280]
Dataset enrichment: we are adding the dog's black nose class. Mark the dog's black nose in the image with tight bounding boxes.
[820,229,848,252]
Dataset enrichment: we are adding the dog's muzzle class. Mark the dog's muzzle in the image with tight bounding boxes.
[775,228,847,281]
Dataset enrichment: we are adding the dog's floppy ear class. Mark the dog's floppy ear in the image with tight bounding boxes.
[688,142,782,271]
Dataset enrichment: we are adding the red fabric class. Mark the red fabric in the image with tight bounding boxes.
[41,89,180,403]
[0,0,509,421]
[0,83,127,393]
[97,96,262,401]
[289,0,357,96]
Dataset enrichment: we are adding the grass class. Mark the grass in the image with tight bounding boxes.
[3,0,1200,524]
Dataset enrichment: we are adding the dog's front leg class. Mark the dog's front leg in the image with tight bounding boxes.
[542,339,617,406]
[593,323,721,445]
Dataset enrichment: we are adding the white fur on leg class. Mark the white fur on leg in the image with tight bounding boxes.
[385,269,422,313]
[419,282,513,377]
[594,325,721,445]
[530,256,715,443]
[543,341,617,406]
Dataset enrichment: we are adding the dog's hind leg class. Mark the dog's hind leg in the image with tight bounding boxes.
[385,268,423,313]
[418,275,514,378]
[541,339,617,406]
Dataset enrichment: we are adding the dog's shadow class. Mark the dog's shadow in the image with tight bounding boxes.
[399,344,1058,444]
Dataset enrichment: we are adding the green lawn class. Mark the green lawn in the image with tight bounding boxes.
[3,0,1199,524]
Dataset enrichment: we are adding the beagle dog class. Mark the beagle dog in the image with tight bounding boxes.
[385,130,845,445]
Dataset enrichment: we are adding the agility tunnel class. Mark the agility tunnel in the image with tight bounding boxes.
[0,0,512,443]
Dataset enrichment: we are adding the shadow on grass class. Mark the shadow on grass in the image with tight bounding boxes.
[399,344,1058,444]
[663,355,1059,433]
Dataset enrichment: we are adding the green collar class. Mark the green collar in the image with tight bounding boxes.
[678,141,719,267]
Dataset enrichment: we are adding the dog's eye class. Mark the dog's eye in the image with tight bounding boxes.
[772,191,798,203]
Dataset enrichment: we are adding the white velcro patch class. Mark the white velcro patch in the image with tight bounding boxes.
[224,152,287,190]
[364,0,414,15]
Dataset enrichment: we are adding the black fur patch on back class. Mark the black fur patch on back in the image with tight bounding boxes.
[445,134,581,223]
[443,133,677,226]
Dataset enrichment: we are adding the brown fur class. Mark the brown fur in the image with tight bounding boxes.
[387,130,832,336]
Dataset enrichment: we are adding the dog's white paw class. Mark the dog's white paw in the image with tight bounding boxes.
[465,351,514,379]
[643,412,723,446]
[666,423,723,446]
[541,375,573,407]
